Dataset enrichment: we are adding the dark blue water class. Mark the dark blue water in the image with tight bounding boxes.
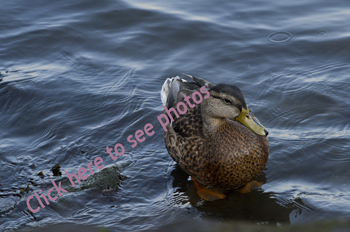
[1,0,350,231]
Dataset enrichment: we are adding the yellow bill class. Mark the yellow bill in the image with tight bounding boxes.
[235,106,268,136]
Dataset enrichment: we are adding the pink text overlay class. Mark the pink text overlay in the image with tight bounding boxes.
[26,87,210,213]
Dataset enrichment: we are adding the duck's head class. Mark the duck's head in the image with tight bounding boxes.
[201,84,268,136]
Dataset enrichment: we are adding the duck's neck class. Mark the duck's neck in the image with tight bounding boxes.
[202,116,226,135]
[200,107,226,135]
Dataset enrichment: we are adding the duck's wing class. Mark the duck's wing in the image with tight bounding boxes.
[173,103,204,138]
[160,74,212,138]
[167,78,198,109]
[165,122,209,177]
[182,74,215,89]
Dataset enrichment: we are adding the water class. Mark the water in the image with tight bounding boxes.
[1,0,350,231]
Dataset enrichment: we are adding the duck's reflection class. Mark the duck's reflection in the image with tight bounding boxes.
[170,165,312,225]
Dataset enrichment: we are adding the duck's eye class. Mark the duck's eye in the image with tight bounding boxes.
[224,98,232,104]
[246,115,250,119]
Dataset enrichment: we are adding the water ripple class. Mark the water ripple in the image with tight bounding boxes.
[267,31,293,43]
[316,30,328,36]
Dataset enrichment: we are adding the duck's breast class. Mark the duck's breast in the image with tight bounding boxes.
[204,121,269,189]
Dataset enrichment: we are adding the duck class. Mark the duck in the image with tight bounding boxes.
[161,74,269,201]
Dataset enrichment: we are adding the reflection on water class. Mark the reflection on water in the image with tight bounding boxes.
[170,165,313,225]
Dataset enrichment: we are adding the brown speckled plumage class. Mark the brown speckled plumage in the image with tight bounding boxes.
[163,75,269,190]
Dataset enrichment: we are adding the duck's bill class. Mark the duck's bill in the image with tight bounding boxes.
[235,106,269,136]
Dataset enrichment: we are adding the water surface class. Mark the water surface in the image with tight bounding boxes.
[1,0,350,231]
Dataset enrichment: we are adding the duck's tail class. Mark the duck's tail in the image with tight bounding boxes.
[160,76,187,106]
[160,74,214,108]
